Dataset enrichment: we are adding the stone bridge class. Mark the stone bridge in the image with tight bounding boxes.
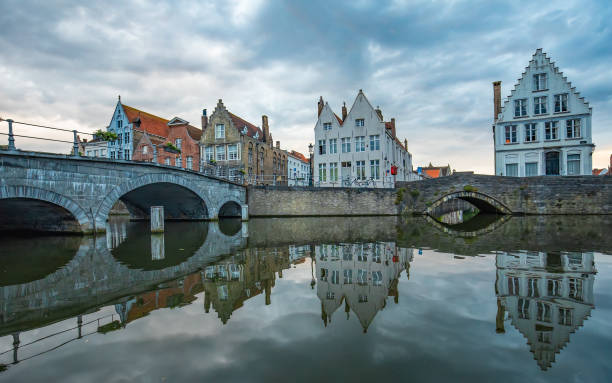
[0,150,247,233]
[397,174,612,215]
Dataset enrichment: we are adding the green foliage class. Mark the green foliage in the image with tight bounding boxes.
[410,189,420,198]
[97,320,122,334]
[395,187,406,205]
[425,201,433,207]
[94,129,118,141]
[164,142,181,153]
[463,185,478,192]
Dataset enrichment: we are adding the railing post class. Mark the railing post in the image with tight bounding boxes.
[7,119,16,151]
[73,130,79,156]
[12,332,20,364]
[153,144,158,163]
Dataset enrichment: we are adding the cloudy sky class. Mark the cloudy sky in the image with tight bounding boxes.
[1,0,611,173]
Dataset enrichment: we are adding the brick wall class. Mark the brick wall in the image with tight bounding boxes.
[247,186,399,216]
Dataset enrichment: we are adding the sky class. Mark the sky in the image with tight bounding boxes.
[0,0,611,173]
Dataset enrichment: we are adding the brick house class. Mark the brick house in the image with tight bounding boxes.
[200,99,287,184]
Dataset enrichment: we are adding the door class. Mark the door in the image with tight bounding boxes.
[545,152,560,175]
[341,162,351,185]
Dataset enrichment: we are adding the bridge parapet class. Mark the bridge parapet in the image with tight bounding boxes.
[397,174,612,215]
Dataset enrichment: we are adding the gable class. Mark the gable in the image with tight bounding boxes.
[498,49,591,122]
[168,117,189,126]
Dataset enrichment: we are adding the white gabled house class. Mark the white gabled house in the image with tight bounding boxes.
[493,49,594,176]
[313,90,416,188]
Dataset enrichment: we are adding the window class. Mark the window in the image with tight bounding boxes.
[175,138,182,150]
[537,331,552,344]
[175,156,181,167]
[369,135,380,151]
[331,270,339,285]
[508,277,520,295]
[370,160,380,180]
[117,119,123,129]
[326,292,335,300]
[205,146,214,161]
[218,285,229,301]
[567,154,581,175]
[165,157,170,165]
[505,125,517,144]
[355,136,365,152]
[528,278,540,297]
[216,145,226,161]
[125,132,130,143]
[118,134,122,145]
[248,147,253,164]
[566,119,581,138]
[372,271,383,286]
[555,94,568,113]
[545,121,558,140]
[359,294,368,303]
[357,269,367,285]
[110,151,115,159]
[534,73,547,91]
[569,278,583,301]
[124,149,129,160]
[518,298,530,319]
[343,269,353,284]
[506,163,518,177]
[525,162,538,176]
[186,156,193,170]
[329,162,338,182]
[318,163,327,182]
[143,146,148,154]
[323,122,332,131]
[356,160,366,180]
[525,123,537,142]
[514,99,527,117]
[318,139,326,155]
[215,124,225,139]
[341,137,351,153]
[228,144,239,160]
[355,118,365,127]
[559,308,573,326]
[537,301,552,322]
[534,96,547,115]
[329,138,337,154]
[548,279,562,297]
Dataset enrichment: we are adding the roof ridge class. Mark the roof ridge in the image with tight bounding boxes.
[228,111,259,128]
[122,104,169,123]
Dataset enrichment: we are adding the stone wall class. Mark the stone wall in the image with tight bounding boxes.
[247,186,399,217]
[397,174,612,215]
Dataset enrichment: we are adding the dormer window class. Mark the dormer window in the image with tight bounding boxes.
[533,73,547,91]
[254,131,259,139]
[242,126,248,135]
[323,122,332,131]
[355,119,365,127]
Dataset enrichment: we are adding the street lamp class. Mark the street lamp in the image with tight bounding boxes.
[308,143,314,187]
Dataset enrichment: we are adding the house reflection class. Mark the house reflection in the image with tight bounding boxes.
[315,242,413,332]
[495,251,596,371]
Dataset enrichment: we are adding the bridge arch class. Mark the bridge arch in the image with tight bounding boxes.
[96,173,215,225]
[0,185,91,233]
[218,199,243,218]
[425,190,512,216]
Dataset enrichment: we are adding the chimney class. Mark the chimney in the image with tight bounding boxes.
[262,115,270,144]
[341,102,347,122]
[404,138,408,151]
[276,141,280,149]
[317,96,324,117]
[375,106,383,121]
[493,81,502,122]
[201,109,208,131]
[390,118,396,138]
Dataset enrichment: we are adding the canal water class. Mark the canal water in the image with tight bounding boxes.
[1,216,612,382]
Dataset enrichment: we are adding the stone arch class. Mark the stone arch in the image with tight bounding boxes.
[425,190,512,215]
[96,173,215,225]
[217,198,243,218]
[0,185,91,232]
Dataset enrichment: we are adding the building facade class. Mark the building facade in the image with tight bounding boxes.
[493,49,594,177]
[76,136,108,158]
[106,97,201,171]
[200,99,288,185]
[287,150,310,186]
[313,90,415,188]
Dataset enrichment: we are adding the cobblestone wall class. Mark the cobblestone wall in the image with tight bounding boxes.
[247,186,399,216]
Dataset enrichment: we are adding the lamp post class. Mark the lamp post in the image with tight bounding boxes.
[308,143,314,187]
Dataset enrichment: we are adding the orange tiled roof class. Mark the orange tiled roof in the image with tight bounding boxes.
[122,104,169,138]
[229,112,264,141]
[334,113,343,125]
[289,150,308,163]
[423,168,441,178]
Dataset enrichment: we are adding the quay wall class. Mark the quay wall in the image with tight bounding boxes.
[247,186,399,217]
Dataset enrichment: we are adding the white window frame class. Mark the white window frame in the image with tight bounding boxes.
[534,96,547,115]
[186,156,193,170]
[329,138,337,154]
[341,137,351,153]
[370,159,380,180]
[505,125,517,144]
[567,153,581,175]
[318,139,326,155]
[369,135,380,151]
[323,122,332,131]
[228,144,239,161]
[524,123,537,142]
[216,145,226,161]
[514,99,527,117]
[554,93,568,113]
[318,163,327,182]
[355,118,365,127]
[534,73,547,91]
[356,160,366,180]
[566,119,581,139]
[355,136,365,152]
[329,162,338,182]
[215,124,225,139]
[545,121,558,140]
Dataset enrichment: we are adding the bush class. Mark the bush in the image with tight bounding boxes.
[93,129,118,141]
[410,189,420,198]
[164,142,181,153]
[395,187,406,205]
[463,185,478,192]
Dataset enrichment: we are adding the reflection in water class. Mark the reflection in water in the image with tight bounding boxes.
[1,216,612,380]
[315,242,412,332]
[496,251,596,371]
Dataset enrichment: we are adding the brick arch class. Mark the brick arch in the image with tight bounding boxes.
[96,173,215,225]
[0,185,91,231]
[425,190,512,215]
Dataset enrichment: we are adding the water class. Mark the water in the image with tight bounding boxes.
[1,216,612,382]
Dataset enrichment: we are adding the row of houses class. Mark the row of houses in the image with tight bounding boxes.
[80,97,311,186]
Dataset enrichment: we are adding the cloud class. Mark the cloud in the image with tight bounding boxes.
[0,0,611,172]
